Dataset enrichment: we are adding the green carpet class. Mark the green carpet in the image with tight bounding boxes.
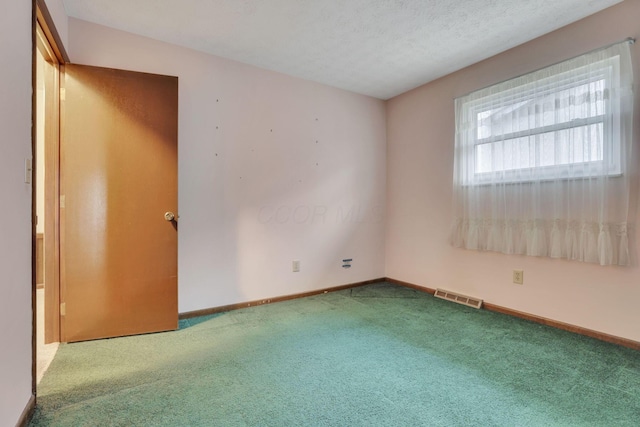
[31,282,640,426]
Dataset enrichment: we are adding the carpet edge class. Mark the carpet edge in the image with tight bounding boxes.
[385,277,640,352]
[179,278,386,319]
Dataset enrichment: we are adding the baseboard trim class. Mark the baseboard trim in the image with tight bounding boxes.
[384,277,640,352]
[385,277,437,295]
[482,302,640,351]
[16,394,35,427]
[179,278,386,320]
[179,276,640,351]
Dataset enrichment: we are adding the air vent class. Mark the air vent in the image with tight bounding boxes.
[434,288,483,309]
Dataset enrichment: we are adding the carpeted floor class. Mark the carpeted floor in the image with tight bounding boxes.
[31,282,640,426]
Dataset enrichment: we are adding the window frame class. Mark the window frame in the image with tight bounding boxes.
[458,55,622,185]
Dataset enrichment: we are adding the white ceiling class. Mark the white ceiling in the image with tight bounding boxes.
[62,0,622,100]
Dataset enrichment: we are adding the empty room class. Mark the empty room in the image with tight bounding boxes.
[2,0,640,426]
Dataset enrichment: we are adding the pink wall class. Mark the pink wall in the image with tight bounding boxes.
[68,18,387,313]
[386,1,640,341]
[0,0,34,424]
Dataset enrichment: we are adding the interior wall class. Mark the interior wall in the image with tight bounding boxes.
[68,18,387,313]
[0,0,34,425]
[386,1,640,342]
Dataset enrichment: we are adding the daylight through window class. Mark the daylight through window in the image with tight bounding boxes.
[451,40,635,266]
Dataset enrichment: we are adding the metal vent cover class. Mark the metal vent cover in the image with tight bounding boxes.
[434,288,483,309]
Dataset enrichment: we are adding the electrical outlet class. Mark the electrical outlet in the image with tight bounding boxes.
[513,270,524,285]
[292,260,300,272]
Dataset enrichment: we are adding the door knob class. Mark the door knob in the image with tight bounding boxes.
[164,212,175,221]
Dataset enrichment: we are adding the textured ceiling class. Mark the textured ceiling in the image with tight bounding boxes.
[62,0,622,100]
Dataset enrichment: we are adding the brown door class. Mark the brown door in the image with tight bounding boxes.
[60,64,178,342]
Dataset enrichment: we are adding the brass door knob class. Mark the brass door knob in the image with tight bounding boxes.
[164,212,175,221]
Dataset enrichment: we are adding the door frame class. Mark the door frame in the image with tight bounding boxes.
[36,21,60,345]
[32,0,69,396]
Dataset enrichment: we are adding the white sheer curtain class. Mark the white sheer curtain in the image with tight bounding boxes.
[451,41,635,266]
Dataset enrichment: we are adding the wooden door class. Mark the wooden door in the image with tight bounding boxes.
[61,64,178,342]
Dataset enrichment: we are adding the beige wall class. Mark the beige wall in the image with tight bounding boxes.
[386,1,640,341]
[68,18,387,313]
[0,0,34,425]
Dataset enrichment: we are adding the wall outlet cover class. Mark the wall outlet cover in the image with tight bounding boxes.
[513,270,524,285]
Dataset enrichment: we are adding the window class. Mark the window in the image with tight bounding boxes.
[451,40,634,266]
[458,55,623,184]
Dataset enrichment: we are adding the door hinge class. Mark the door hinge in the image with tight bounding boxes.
[60,195,65,208]
[60,302,66,316]
[60,88,65,101]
